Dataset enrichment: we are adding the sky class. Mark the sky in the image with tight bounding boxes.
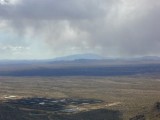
[0,0,160,59]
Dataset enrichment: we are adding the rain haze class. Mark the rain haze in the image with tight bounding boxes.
[0,0,160,59]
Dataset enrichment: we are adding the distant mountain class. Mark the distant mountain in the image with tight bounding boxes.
[0,55,160,65]
[137,56,160,61]
[121,56,160,62]
[53,54,105,61]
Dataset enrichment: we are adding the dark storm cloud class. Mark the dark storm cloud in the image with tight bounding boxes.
[0,0,110,20]
[0,0,160,59]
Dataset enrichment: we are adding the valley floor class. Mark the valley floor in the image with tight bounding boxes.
[0,75,160,119]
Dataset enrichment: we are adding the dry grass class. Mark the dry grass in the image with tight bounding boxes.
[0,75,160,119]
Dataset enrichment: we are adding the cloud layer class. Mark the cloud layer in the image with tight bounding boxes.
[0,0,160,59]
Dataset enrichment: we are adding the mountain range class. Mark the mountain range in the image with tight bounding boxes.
[53,53,105,61]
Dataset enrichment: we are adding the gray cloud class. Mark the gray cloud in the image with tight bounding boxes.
[0,0,110,20]
[0,0,160,59]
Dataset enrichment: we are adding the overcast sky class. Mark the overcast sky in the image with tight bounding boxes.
[0,0,160,59]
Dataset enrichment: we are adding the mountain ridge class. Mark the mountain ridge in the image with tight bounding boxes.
[53,53,105,61]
